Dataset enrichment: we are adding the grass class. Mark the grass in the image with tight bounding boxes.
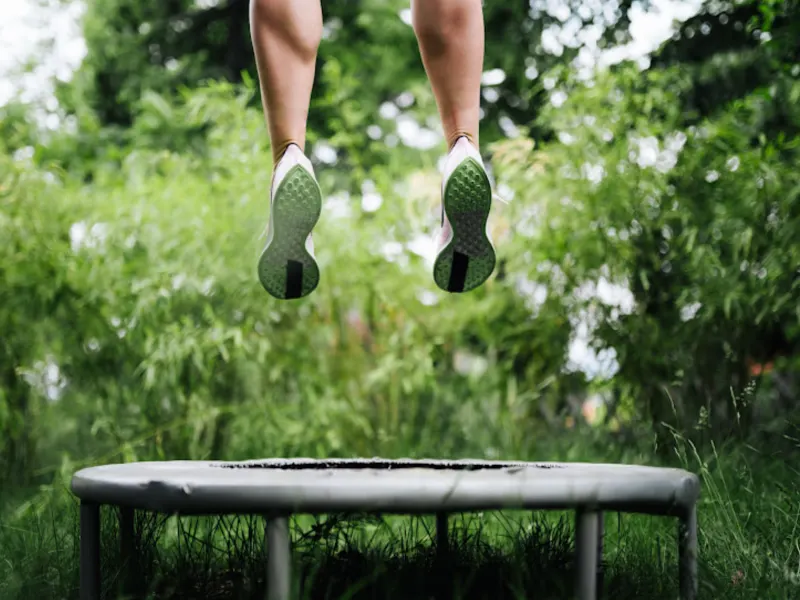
[1,431,798,600]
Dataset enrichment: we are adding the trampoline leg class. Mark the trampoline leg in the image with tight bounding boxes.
[435,512,449,558]
[80,502,101,600]
[678,506,698,600]
[575,508,600,600]
[119,506,137,597]
[266,515,291,600]
[596,511,605,595]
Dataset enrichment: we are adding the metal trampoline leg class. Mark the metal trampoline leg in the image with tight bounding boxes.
[575,508,600,600]
[80,502,101,600]
[436,512,449,558]
[678,506,698,600]
[596,511,604,595]
[266,515,291,600]
[119,506,137,597]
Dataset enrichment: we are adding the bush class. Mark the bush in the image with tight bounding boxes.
[0,83,575,482]
[491,64,800,446]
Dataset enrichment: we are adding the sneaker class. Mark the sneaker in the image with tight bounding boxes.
[257,144,322,300]
[432,136,496,293]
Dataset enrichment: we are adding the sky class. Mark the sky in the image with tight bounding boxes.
[0,0,87,106]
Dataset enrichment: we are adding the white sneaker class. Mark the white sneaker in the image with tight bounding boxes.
[257,144,322,299]
[432,137,496,293]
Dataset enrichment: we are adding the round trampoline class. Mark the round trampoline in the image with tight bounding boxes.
[71,458,700,600]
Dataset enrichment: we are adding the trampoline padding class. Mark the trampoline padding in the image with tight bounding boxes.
[70,458,700,516]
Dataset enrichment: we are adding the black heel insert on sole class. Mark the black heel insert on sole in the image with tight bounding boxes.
[285,260,304,299]
[448,251,469,293]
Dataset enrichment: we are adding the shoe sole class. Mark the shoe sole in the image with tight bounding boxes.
[433,158,496,293]
[257,165,322,300]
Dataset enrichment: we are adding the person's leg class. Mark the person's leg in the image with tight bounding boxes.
[249,0,322,164]
[412,0,496,294]
[250,0,324,299]
[411,0,484,150]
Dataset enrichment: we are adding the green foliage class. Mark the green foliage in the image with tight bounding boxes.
[2,0,799,479]
[0,81,575,480]
[652,0,800,121]
[0,153,79,479]
[0,1,798,596]
[59,0,647,155]
[492,61,799,440]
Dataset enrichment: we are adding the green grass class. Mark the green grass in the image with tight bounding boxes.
[1,433,798,600]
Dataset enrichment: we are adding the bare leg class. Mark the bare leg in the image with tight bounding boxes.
[411,0,484,150]
[249,0,323,164]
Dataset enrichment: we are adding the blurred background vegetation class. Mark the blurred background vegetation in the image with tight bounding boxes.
[0,0,798,598]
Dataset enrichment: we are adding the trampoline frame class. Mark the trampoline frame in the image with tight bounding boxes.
[71,458,699,600]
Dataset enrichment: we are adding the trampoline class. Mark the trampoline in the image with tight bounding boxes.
[71,458,700,600]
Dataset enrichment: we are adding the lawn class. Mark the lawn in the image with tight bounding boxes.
[2,430,796,599]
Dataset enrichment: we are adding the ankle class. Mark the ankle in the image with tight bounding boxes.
[447,132,478,152]
[273,141,303,166]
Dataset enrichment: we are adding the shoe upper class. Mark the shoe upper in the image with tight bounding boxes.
[441,137,485,192]
[437,137,487,251]
[270,144,316,199]
[267,144,316,256]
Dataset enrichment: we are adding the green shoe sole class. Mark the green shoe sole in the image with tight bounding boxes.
[433,158,496,293]
[257,165,322,300]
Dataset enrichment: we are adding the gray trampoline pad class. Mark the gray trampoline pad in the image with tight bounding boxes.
[71,458,700,516]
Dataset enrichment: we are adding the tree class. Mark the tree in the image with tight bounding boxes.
[489,0,800,448]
